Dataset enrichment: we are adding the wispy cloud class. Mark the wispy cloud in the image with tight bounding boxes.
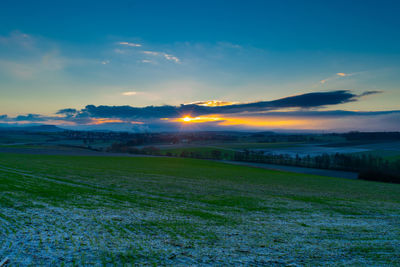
[163,53,180,63]
[114,48,126,54]
[143,51,160,56]
[336,72,351,77]
[359,90,383,97]
[216,42,242,49]
[118,42,141,47]
[320,78,329,84]
[142,50,180,63]
[186,100,239,107]
[320,72,354,84]
[0,31,34,49]
[121,91,138,96]
[0,49,66,79]
[0,31,99,81]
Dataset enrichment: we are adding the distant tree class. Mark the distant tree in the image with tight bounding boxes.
[211,150,222,160]
[180,150,190,158]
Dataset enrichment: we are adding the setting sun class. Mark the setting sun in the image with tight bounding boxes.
[177,115,223,123]
[182,116,192,122]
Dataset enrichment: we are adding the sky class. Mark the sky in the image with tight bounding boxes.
[0,0,399,132]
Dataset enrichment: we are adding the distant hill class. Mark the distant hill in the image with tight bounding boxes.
[0,124,65,132]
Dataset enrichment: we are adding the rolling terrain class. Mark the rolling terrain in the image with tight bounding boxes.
[0,153,399,265]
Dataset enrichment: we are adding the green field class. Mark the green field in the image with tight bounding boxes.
[158,146,235,158]
[214,142,302,149]
[351,149,400,162]
[0,153,399,265]
[154,142,302,158]
[0,144,81,150]
[0,133,51,144]
[386,155,400,162]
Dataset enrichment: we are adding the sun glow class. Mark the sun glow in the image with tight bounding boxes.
[177,115,223,123]
[171,114,318,129]
[182,116,192,122]
[218,117,312,128]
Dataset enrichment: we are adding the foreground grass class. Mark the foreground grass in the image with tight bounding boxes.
[0,153,399,265]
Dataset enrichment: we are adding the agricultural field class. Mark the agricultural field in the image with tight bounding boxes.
[386,155,400,162]
[0,153,399,265]
[157,146,235,159]
[213,142,303,150]
[145,140,400,159]
[346,142,400,162]
[0,133,52,145]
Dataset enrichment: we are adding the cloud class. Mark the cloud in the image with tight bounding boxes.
[163,53,180,63]
[114,48,126,54]
[0,31,94,81]
[0,31,34,49]
[320,72,354,84]
[121,91,138,96]
[216,42,242,49]
[263,90,357,108]
[118,42,141,47]
[143,51,160,56]
[0,60,37,79]
[52,90,375,121]
[15,114,45,121]
[143,51,180,63]
[237,109,400,118]
[359,90,383,97]
[186,100,239,107]
[336,72,350,77]
[1,90,391,132]
[56,108,78,115]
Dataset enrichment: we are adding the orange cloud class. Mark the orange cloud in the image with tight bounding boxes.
[90,118,143,125]
[187,100,238,107]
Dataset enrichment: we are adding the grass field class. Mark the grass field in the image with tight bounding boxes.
[0,153,399,265]
[0,133,51,144]
[154,142,302,158]
[214,142,302,150]
[386,155,400,162]
[158,146,235,158]
[0,144,83,150]
[351,150,400,162]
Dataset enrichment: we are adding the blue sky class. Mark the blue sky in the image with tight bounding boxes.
[0,0,399,131]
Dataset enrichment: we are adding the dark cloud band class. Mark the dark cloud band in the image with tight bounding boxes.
[65,90,377,120]
[0,90,386,128]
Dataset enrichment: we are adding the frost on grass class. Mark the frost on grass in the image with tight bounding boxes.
[2,199,399,266]
[0,155,399,266]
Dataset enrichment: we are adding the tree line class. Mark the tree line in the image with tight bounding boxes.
[108,142,400,184]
